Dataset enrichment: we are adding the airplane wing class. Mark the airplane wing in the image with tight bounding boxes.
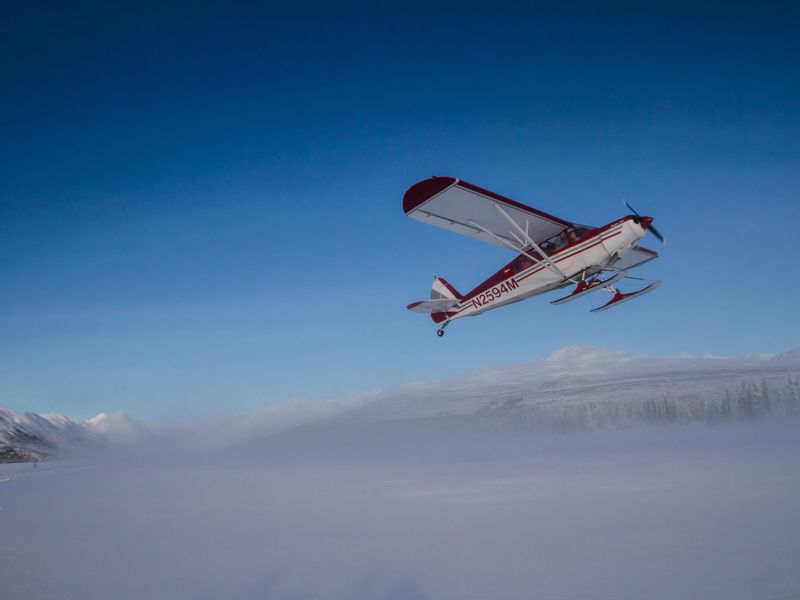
[612,245,659,271]
[403,176,581,250]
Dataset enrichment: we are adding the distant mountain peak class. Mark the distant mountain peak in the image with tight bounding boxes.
[774,348,800,362]
[1,405,103,462]
[87,412,109,424]
[543,344,625,363]
[1,406,150,462]
[87,410,149,444]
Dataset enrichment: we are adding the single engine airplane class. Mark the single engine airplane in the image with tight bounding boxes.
[404,176,665,336]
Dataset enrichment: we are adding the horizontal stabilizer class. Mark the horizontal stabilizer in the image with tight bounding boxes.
[407,299,460,314]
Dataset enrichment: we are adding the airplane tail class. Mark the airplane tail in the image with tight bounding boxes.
[431,276,462,301]
[406,277,462,323]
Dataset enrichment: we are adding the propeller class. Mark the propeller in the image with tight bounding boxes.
[624,200,665,244]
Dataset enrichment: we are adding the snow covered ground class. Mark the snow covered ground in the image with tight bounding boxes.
[2,347,799,598]
[2,419,799,600]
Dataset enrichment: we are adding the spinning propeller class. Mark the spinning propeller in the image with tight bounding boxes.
[624,201,665,244]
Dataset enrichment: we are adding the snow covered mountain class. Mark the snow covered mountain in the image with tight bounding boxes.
[233,345,800,448]
[4,346,800,458]
[87,411,151,445]
[0,407,145,462]
[347,345,800,426]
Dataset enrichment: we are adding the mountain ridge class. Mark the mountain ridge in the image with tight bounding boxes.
[0,406,142,462]
[4,346,800,459]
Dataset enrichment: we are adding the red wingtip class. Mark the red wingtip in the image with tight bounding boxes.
[402,177,457,214]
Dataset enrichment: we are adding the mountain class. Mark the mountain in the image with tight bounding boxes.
[345,345,800,428]
[87,411,151,445]
[0,406,144,463]
[232,345,800,449]
[4,346,800,459]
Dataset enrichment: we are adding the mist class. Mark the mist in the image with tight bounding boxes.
[2,417,800,600]
[3,348,800,598]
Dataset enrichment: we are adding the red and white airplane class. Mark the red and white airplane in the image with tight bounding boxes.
[404,176,665,336]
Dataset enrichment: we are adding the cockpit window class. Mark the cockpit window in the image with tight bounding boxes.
[514,225,592,268]
[540,227,585,255]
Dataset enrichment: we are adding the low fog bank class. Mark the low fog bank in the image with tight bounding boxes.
[4,346,799,463]
[2,419,800,600]
[152,345,800,457]
[3,347,800,598]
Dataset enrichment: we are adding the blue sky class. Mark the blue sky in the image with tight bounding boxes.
[2,2,799,419]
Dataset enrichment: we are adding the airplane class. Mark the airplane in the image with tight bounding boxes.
[404,176,665,337]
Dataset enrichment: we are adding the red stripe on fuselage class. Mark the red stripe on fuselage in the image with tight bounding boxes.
[460,218,630,300]
[450,225,627,315]
[517,230,622,282]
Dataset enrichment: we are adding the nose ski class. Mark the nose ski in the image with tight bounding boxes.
[590,281,662,313]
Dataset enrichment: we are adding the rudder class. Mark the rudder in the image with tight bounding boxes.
[431,276,462,301]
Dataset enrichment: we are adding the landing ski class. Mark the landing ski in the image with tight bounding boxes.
[551,272,627,305]
[590,281,661,313]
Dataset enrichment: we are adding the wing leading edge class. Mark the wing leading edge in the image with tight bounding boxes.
[403,176,582,250]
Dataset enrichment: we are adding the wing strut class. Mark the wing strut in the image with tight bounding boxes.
[465,218,551,274]
[491,203,573,281]
[468,202,575,282]
[466,212,573,283]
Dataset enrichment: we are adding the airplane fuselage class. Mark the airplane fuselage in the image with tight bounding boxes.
[440,215,647,322]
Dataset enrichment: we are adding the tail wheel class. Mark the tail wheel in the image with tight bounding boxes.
[436,328,445,337]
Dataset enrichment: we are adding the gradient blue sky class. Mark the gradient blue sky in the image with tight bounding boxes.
[2,2,799,419]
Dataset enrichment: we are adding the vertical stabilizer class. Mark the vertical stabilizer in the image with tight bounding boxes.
[431,276,462,301]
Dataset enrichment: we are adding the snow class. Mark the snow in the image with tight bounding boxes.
[0,407,142,461]
[2,346,800,598]
[4,345,800,456]
[0,406,100,461]
[543,343,628,363]
[1,421,799,600]
[225,345,799,443]
[86,411,149,445]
